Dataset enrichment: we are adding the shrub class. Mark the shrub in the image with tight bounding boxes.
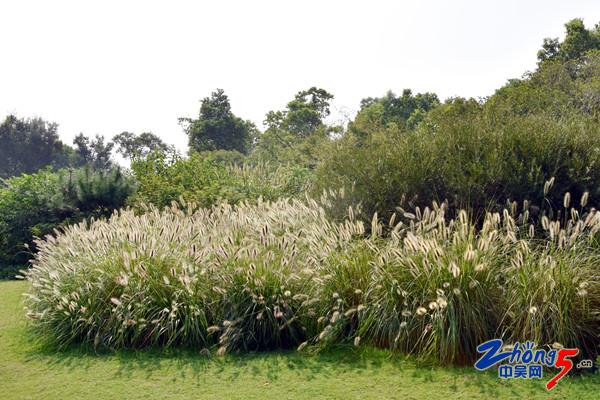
[315,108,600,223]
[0,169,63,272]
[0,167,134,278]
[129,152,311,210]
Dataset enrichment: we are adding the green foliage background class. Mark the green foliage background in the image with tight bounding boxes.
[0,168,134,278]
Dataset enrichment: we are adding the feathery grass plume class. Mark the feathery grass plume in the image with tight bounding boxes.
[543,177,555,196]
[360,206,510,364]
[581,192,589,208]
[563,192,571,209]
[307,241,374,350]
[22,191,599,363]
[24,198,363,351]
[502,244,600,358]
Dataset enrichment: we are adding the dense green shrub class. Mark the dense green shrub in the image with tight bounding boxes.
[196,149,247,165]
[249,126,332,168]
[314,46,600,225]
[0,167,134,278]
[0,169,63,272]
[486,50,600,121]
[24,195,599,363]
[129,152,311,209]
[315,107,600,223]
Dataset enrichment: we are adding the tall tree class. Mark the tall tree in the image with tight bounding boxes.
[266,87,334,137]
[72,133,114,170]
[182,89,254,154]
[349,89,439,136]
[113,131,173,160]
[0,115,69,178]
[537,19,600,63]
[252,87,335,166]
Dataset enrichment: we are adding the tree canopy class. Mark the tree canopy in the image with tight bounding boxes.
[72,133,115,170]
[537,18,600,63]
[349,89,440,137]
[182,89,255,154]
[113,131,173,160]
[0,115,70,178]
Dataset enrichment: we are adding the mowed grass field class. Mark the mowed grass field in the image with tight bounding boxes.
[0,280,598,400]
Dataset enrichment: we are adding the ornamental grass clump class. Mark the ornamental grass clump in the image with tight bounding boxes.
[22,190,599,363]
[502,245,600,358]
[311,194,599,364]
[357,205,510,364]
[23,198,364,351]
[304,240,374,350]
[502,192,600,358]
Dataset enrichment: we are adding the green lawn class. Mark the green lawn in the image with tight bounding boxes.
[1,281,598,399]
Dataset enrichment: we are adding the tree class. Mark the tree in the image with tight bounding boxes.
[537,38,560,63]
[113,131,173,160]
[265,87,334,137]
[182,89,254,154]
[252,87,335,166]
[490,47,600,120]
[72,134,93,164]
[72,133,114,170]
[349,89,439,136]
[0,115,69,178]
[537,19,600,63]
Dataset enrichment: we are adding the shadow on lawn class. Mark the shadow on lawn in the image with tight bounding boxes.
[21,339,526,397]
[25,342,386,380]
[14,317,600,398]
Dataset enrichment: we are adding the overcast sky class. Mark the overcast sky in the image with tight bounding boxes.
[1,0,599,153]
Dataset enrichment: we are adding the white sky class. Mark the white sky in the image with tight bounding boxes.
[1,0,599,153]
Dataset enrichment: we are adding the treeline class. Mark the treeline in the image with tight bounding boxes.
[2,18,600,277]
[0,118,173,178]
